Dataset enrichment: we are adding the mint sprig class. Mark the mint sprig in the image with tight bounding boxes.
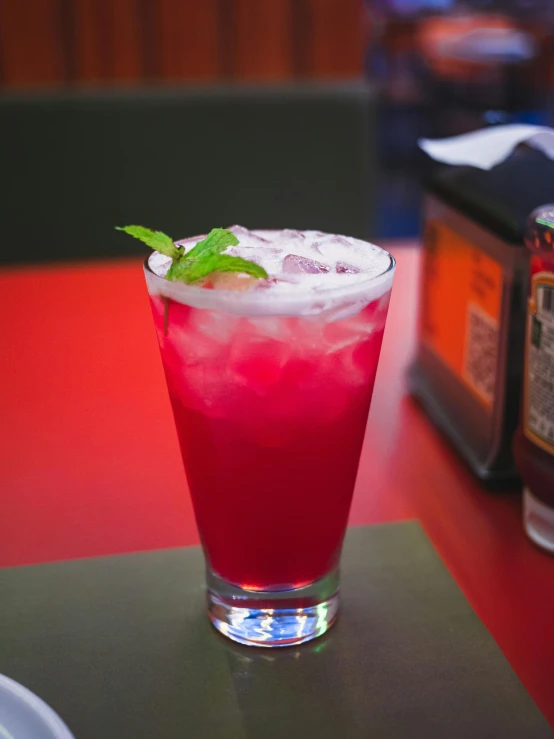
[116,225,268,284]
[115,225,181,260]
[165,227,238,281]
[184,228,239,261]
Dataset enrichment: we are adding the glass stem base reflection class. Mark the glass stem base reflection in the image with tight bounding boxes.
[207,569,340,647]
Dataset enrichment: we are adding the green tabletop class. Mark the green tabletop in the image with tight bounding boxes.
[0,522,550,738]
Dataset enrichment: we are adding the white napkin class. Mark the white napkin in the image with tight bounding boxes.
[419,124,554,170]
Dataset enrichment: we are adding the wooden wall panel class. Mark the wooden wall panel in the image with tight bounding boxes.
[69,0,104,81]
[0,0,370,88]
[70,0,144,82]
[230,0,294,80]
[107,0,144,80]
[300,0,366,79]
[152,0,222,81]
[0,0,68,86]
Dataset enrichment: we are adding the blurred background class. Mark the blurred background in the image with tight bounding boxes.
[1,0,554,260]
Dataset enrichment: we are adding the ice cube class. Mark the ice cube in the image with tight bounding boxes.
[329,235,351,248]
[281,229,305,241]
[148,251,172,277]
[209,272,260,291]
[189,308,237,343]
[172,361,231,417]
[336,262,360,274]
[378,292,391,311]
[317,240,353,260]
[231,336,291,394]
[283,254,330,275]
[306,237,333,260]
[179,330,226,364]
[311,242,324,255]
[227,225,269,243]
[312,233,350,248]
[227,246,282,264]
[315,237,367,275]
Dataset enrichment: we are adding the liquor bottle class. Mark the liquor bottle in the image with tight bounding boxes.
[513,205,554,553]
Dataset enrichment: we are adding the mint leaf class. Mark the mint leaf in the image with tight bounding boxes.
[115,225,181,260]
[207,254,268,279]
[185,228,239,261]
[117,224,267,286]
[165,257,197,283]
[167,253,268,283]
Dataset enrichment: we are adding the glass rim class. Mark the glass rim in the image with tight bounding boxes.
[143,236,395,318]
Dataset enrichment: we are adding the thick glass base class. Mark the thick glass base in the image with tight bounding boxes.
[207,569,340,647]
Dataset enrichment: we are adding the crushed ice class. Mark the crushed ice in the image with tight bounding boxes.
[149,226,391,295]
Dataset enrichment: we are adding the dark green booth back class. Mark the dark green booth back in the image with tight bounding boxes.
[0,83,375,264]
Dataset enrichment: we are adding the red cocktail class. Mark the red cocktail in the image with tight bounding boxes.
[144,227,395,646]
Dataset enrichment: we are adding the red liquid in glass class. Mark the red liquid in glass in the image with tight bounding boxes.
[149,293,390,589]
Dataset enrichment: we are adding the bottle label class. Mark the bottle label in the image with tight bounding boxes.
[421,220,503,410]
[524,262,554,456]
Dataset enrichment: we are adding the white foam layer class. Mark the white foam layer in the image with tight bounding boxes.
[146,227,394,318]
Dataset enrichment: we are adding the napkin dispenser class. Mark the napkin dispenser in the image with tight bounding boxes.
[409,146,554,482]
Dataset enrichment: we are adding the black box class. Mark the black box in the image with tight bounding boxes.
[410,146,554,482]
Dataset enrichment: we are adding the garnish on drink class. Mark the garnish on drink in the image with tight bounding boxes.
[116,226,268,284]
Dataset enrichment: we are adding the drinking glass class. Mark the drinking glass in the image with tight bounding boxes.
[144,232,395,647]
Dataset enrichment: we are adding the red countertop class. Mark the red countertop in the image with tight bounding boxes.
[1,246,553,726]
